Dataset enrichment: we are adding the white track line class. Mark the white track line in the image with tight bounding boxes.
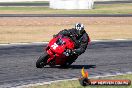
[0,39,131,46]
[17,71,132,88]
[91,39,130,42]
[0,42,48,46]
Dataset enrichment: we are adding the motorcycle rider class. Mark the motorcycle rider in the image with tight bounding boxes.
[54,23,90,66]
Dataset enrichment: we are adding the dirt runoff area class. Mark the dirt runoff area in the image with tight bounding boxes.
[0,17,132,43]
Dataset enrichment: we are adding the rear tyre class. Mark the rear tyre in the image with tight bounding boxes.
[36,53,48,68]
[61,56,78,68]
[60,61,74,68]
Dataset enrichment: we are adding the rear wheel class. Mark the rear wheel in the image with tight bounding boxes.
[49,60,56,67]
[60,60,74,68]
[36,53,48,68]
[61,56,78,67]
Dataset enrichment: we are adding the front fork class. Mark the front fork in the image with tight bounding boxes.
[46,49,56,64]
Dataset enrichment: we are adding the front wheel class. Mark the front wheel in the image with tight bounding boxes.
[36,53,49,68]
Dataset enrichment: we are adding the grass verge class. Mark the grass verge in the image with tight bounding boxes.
[1,25,132,44]
[0,3,132,14]
[0,17,132,44]
[28,74,132,88]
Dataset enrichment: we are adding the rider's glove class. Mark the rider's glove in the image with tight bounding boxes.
[64,49,79,56]
[72,49,77,55]
[66,49,72,54]
[64,49,72,56]
[66,49,78,55]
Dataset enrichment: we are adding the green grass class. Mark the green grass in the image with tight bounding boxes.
[0,3,132,14]
[29,74,132,88]
[0,1,49,4]
[0,7,50,11]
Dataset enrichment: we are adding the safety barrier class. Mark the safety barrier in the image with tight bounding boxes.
[50,0,94,9]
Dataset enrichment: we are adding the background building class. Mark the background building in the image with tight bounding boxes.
[0,0,131,2]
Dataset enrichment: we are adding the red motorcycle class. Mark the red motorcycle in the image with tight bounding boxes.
[36,35,76,68]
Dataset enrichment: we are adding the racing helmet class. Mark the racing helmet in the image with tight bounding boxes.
[75,23,84,35]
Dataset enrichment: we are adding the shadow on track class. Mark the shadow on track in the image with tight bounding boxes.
[43,65,96,69]
[69,65,96,69]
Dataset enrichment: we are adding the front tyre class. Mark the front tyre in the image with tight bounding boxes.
[36,53,48,68]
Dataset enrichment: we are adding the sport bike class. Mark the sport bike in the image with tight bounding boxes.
[36,35,76,68]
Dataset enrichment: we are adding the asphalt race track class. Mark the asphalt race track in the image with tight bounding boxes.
[0,14,132,17]
[0,40,132,87]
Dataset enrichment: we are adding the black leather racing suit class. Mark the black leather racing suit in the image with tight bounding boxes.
[56,28,90,55]
[55,28,90,65]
